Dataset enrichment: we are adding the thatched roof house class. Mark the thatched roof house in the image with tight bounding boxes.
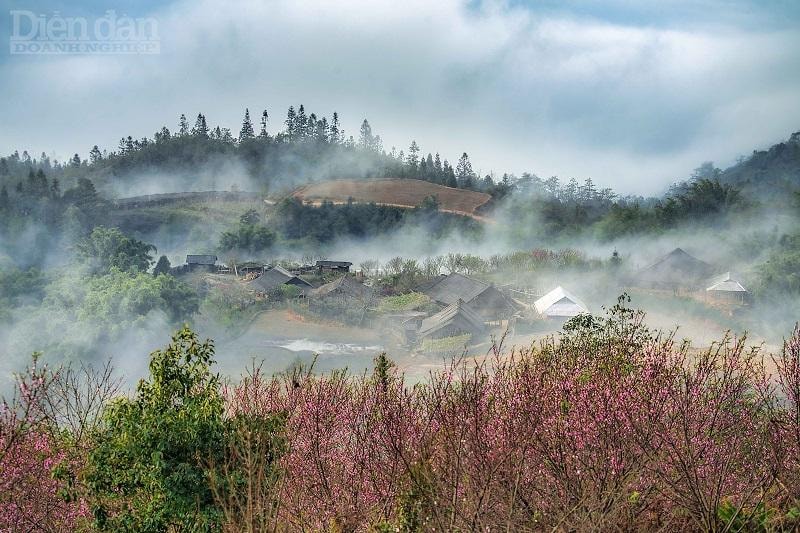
[631,248,713,290]
[311,275,374,302]
[316,260,352,273]
[534,286,589,318]
[421,273,513,320]
[248,266,311,294]
[416,300,487,341]
[186,254,217,272]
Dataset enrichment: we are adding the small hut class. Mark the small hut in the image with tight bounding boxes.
[186,254,217,272]
[706,272,748,304]
[534,286,589,319]
[316,260,352,273]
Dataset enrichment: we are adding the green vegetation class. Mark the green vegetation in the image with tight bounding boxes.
[76,226,156,274]
[219,209,276,253]
[377,292,431,313]
[420,333,472,354]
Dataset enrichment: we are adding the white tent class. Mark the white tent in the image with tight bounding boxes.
[534,286,589,318]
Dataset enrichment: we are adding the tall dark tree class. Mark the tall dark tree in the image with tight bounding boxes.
[70,153,82,168]
[330,112,341,144]
[296,105,308,138]
[193,113,209,138]
[456,152,474,188]
[178,114,189,136]
[259,109,269,137]
[89,145,102,165]
[285,106,297,141]
[153,255,172,276]
[359,119,374,150]
[50,177,60,199]
[407,141,420,168]
[239,108,255,141]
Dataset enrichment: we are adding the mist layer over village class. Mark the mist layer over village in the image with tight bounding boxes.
[2,1,800,531]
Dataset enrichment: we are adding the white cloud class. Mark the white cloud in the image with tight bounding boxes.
[1,0,798,194]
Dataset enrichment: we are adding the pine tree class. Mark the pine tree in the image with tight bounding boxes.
[296,105,308,138]
[0,158,8,176]
[155,127,171,144]
[178,114,189,136]
[285,106,297,141]
[193,113,209,138]
[359,119,374,150]
[70,154,82,168]
[0,185,9,211]
[153,255,171,276]
[89,145,102,164]
[330,113,340,143]
[456,152,474,188]
[330,112,341,144]
[444,160,457,188]
[315,117,329,142]
[407,141,420,168]
[425,153,434,180]
[259,109,269,137]
[50,177,60,199]
[239,108,255,141]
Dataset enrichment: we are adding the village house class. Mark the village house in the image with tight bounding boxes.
[246,265,311,297]
[316,260,352,274]
[420,273,514,321]
[534,286,589,320]
[414,299,487,345]
[185,254,218,272]
[630,248,714,291]
[310,275,373,305]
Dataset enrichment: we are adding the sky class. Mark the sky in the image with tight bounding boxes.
[0,0,799,194]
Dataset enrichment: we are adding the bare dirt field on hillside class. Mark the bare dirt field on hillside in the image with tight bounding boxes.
[291,178,493,221]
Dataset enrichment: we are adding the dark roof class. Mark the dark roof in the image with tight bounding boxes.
[248,266,311,292]
[417,300,486,339]
[633,248,713,287]
[187,254,217,265]
[311,275,373,299]
[422,273,491,305]
[316,260,353,267]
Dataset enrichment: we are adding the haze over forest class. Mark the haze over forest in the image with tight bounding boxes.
[2,0,800,194]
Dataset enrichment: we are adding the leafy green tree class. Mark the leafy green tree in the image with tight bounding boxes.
[239,208,260,225]
[77,226,155,274]
[85,327,225,532]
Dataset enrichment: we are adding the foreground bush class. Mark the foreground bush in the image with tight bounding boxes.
[2,298,800,531]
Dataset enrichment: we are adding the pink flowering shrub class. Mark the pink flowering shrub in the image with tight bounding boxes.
[3,301,800,531]
[0,357,87,532]
[221,299,800,531]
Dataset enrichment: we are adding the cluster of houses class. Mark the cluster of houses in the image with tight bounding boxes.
[627,247,749,304]
[177,246,749,353]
